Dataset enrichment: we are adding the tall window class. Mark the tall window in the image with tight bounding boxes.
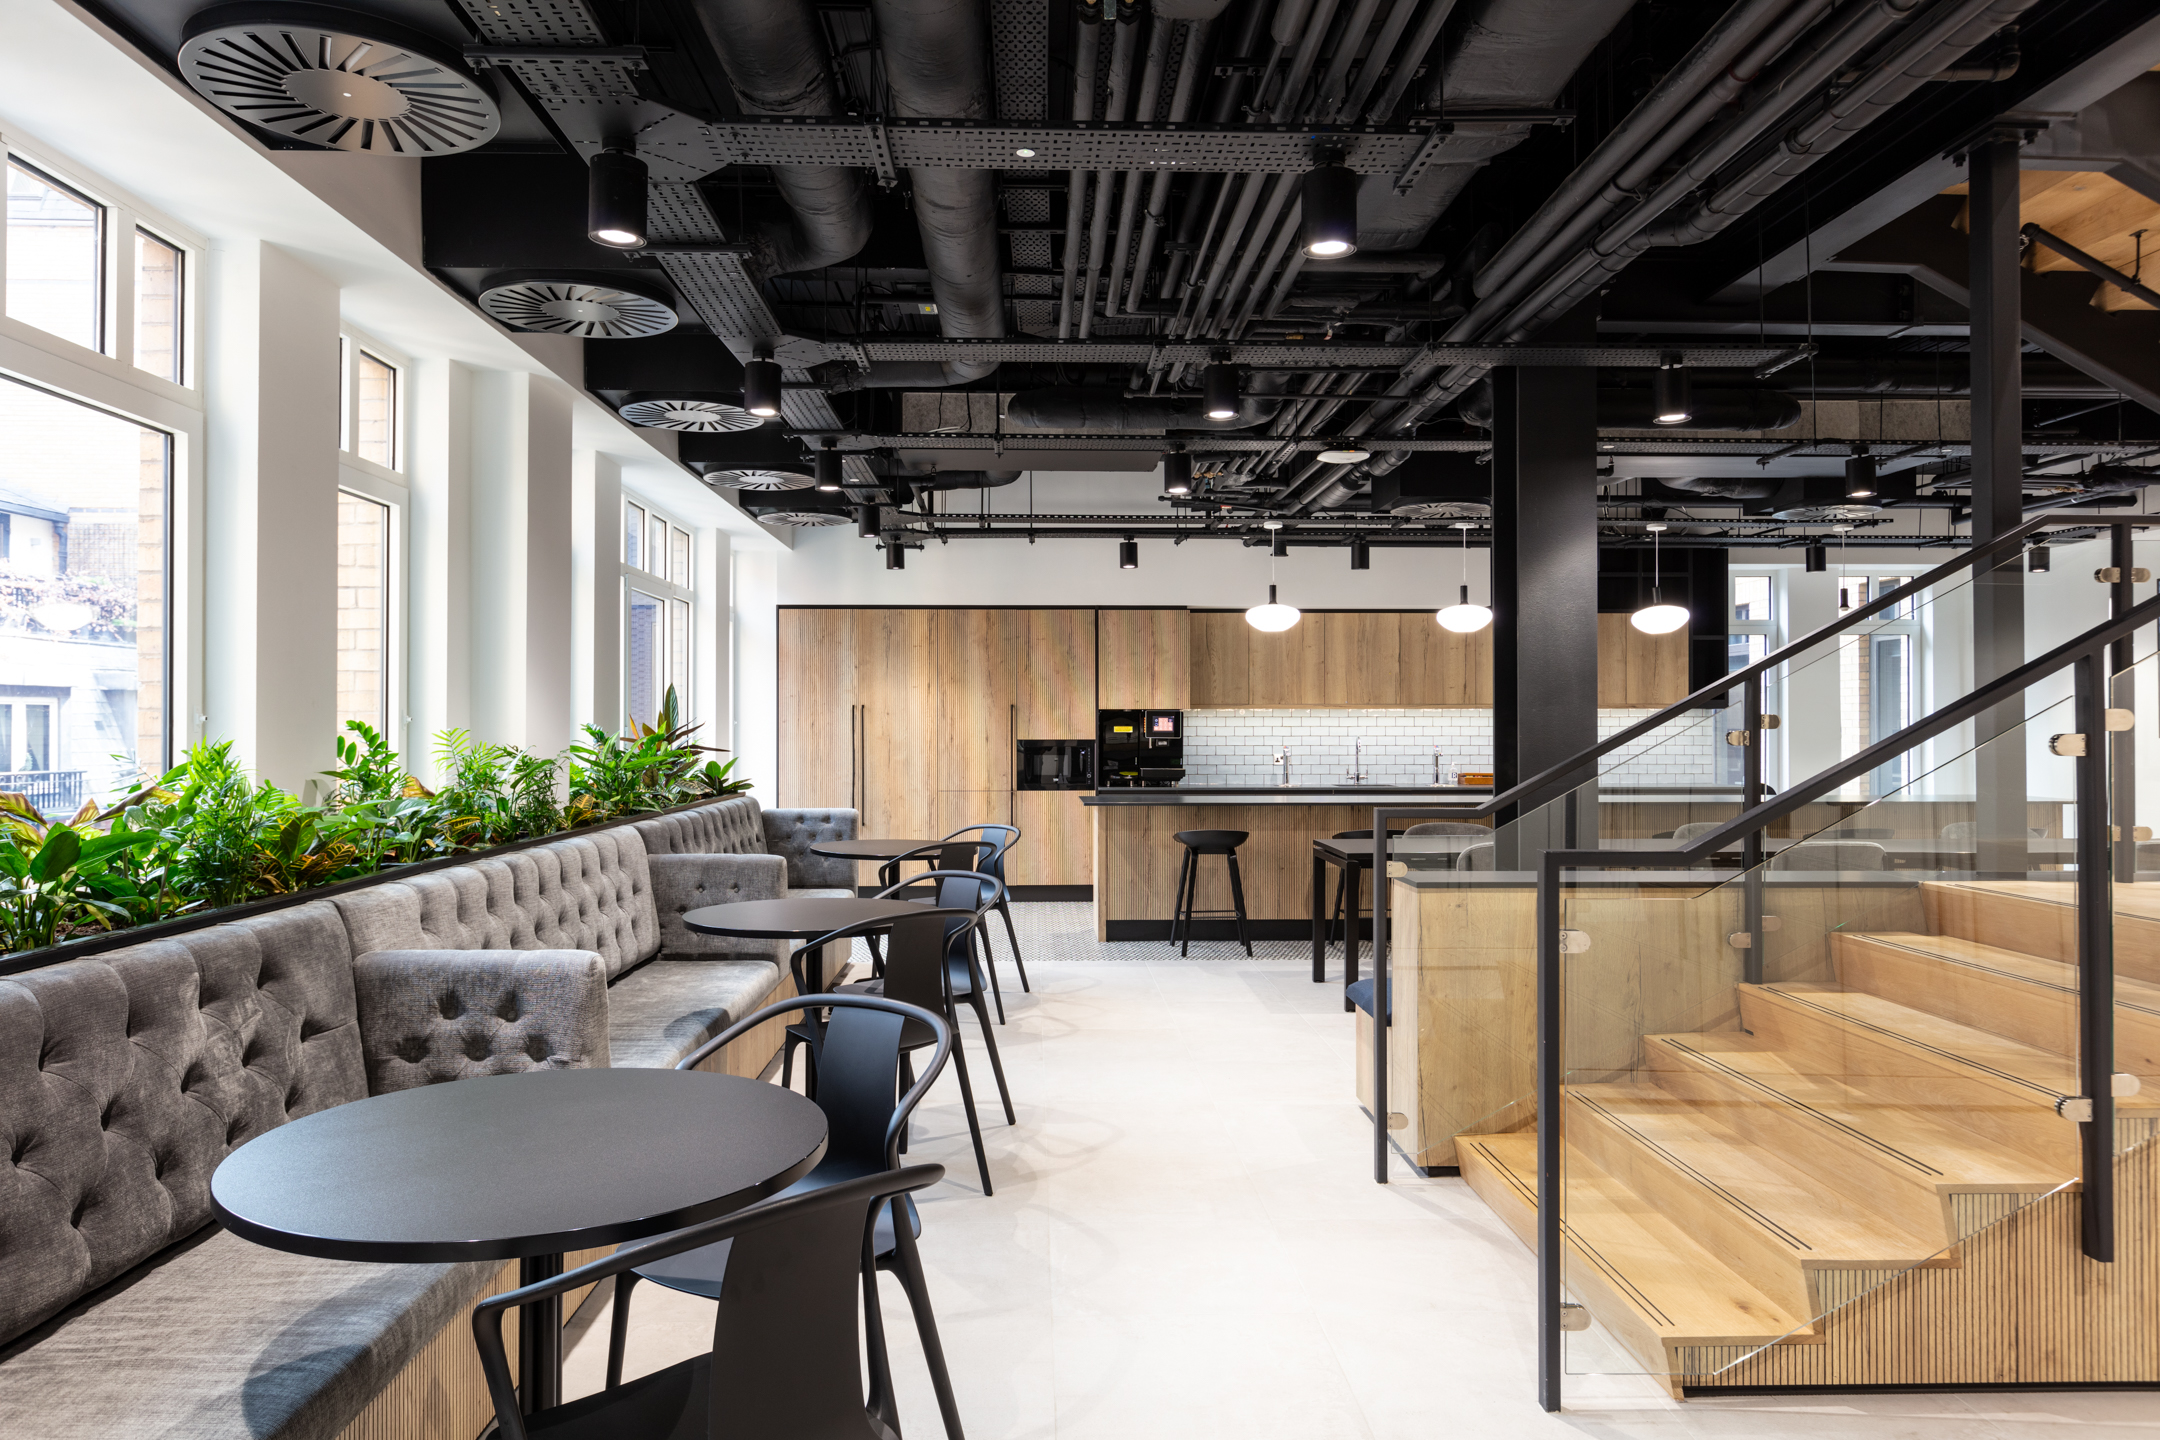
[335,493,391,734]
[6,160,104,352]
[1838,576,1915,796]
[0,377,170,813]
[1724,574,1777,786]
[133,229,183,383]
[353,351,396,468]
[622,499,695,729]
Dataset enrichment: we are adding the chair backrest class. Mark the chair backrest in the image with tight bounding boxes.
[474,1165,945,1440]
[1403,822,1488,836]
[1456,842,1495,871]
[1771,840,1887,871]
[875,912,960,1014]
[944,824,1018,878]
[1671,821,1722,841]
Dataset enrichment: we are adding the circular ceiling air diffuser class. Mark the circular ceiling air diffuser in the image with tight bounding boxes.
[1394,501,1491,522]
[755,511,849,527]
[619,399,763,432]
[710,469,815,491]
[1773,502,1882,522]
[178,4,499,155]
[478,281,678,338]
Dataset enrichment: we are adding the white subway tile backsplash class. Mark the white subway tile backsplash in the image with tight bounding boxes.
[1181,708,1723,787]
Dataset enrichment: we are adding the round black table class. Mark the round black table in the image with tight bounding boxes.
[682,896,929,993]
[212,1067,825,1412]
[808,837,943,890]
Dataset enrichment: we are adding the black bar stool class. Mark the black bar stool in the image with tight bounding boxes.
[1169,829,1253,956]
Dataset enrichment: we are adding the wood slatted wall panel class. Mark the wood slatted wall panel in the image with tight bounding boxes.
[335,1262,520,1440]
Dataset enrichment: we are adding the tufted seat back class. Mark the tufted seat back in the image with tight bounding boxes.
[332,829,660,980]
[634,796,765,857]
[761,808,858,889]
[0,902,364,1348]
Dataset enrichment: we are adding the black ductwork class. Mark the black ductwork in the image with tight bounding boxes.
[1460,383,1802,433]
[1002,387,1284,431]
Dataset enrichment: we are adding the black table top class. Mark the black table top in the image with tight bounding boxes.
[1314,835,1488,861]
[211,1068,826,1263]
[682,896,930,939]
[808,838,939,862]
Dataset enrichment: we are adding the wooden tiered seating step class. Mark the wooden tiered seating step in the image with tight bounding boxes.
[1457,1132,1809,1393]
[1922,879,2160,986]
[1832,932,2160,1082]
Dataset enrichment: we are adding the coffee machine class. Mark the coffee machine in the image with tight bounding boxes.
[1095,709,1185,787]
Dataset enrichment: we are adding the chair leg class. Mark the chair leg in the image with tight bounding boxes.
[974,917,1007,1024]
[885,1210,967,1440]
[781,1032,798,1091]
[1179,848,1198,957]
[1227,853,1253,957]
[996,896,1030,992]
[963,988,1016,1126]
[945,1029,995,1196]
[1328,870,1347,954]
[1169,846,1192,949]
[862,1234,899,1436]
[605,1271,639,1390]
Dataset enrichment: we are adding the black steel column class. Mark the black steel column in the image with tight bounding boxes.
[1491,307,1601,859]
[2073,650,2116,1262]
[2111,525,2138,884]
[1969,133,2028,875]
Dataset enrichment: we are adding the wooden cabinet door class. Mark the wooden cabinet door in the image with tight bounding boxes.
[1400,614,1493,706]
[938,789,1012,839]
[1097,609,1190,708]
[1189,611,1249,706]
[855,609,939,843]
[936,609,1018,794]
[1247,615,1324,706]
[1598,614,1690,706]
[1017,609,1096,736]
[1322,612,1401,706]
[1010,790,1092,886]
[777,609,859,809]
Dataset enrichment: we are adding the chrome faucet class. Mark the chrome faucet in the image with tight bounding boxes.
[1433,744,1444,785]
[1272,739,1292,786]
[1345,735,1368,784]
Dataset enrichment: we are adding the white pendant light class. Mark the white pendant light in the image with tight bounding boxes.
[1246,523,1303,631]
[1631,523,1691,634]
[1435,521,1492,632]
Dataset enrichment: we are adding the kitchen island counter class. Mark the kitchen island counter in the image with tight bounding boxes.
[1084,786,1491,806]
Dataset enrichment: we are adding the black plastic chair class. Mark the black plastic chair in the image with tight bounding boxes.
[606,990,965,1440]
[1170,829,1252,956]
[940,823,1030,1010]
[474,1164,945,1440]
[865,840,983,980]
[841,886,1014,1195]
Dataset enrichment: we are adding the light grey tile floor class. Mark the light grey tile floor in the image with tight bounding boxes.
[560,911,2157,1439]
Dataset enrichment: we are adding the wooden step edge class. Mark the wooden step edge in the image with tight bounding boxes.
[1744,983,2072,1105]
[1834,932,2160,1019]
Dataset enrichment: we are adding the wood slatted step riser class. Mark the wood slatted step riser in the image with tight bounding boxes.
[1737,987,2084,1172]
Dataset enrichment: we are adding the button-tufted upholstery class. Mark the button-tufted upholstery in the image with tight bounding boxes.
[760,808,859,891]
[351,950,610,1093]
[634,796,766,857]
[648,851,788,963]
[0,902,365,1348]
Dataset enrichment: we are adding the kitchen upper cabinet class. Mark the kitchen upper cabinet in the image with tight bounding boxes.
[1400,616,1493,706]
[1017,609,1097,737]
[1246,616,1324,706]
[1320,612,1401,707]
[1597,613,1690,707]
[1189,610,1249,707]
[936,609,1019,793]
[1097,609,1190,709]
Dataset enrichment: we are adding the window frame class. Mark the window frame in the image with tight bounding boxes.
[1726,571,1784,788]
[0,130,202,402]
[337,323,408,479]
[621,493,696,728]
[335,462,409,760]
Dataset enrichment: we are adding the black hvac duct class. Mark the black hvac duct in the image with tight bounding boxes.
[1459,382,1802,433]
[1002,387,1285,431]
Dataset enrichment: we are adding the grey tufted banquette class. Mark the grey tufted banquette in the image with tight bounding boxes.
[0,795,854,1440]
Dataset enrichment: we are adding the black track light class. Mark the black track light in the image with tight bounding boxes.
[587,149,648,249]
[1203,356,1240,421]
[1300,161,1358,260]
[2029,543,2052,573]
[1119,537,1139,570]
[1844,450,1878,500]
[885,543,906,571]
[856,504,880,538]
[1271,527,1289,559]
[1805,543,1827,573]
[1652,350,1691,425]
[743,352,782,418]
[1162,449,1192,496]
[1349,537,1370,570]
[815,441,843,492]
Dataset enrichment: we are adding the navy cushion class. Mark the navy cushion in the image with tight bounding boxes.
[1345,978,1392,1023]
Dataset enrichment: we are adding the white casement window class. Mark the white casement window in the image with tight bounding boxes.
[0,134,200,813]
[1725,573,1780,788]
[1838,575,1917,797]
[338,329,404,474]
[622,496,694,729]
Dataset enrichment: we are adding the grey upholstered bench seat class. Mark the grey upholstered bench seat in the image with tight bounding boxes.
[605,956,783,1069]
[786,886,856,902]
[0,1214,500,1440]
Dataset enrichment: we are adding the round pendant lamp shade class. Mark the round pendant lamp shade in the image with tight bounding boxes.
[1437,585,1493,633]
[1246,585,1302,632]
[1631,603,1691,634]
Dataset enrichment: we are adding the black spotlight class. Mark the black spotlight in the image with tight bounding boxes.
[1162,449,1192,496]
[1119,537,1139,570]
[587,149,648,248]
[885,543,906,571]
[743,353,783,418]
[1805,543,1828,573]
[1300,161,1358,259]
[2029,543,2052,573]
[1844,451,1878,500]
[1203,357,1240,421]
[1652,350,1691,426]
[855,503,880,538]
[1349,537,1370,570]
[815,442,843,492]
[1271,527,1289,558]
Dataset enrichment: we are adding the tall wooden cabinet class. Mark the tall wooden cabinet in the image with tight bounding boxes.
[1192,610,1491,707]
[1097,609,1189,708]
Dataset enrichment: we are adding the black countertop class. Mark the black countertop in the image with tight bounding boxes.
[1084,785,1492,806]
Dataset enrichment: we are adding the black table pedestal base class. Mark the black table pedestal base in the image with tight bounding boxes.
[519,1252,564,1413]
